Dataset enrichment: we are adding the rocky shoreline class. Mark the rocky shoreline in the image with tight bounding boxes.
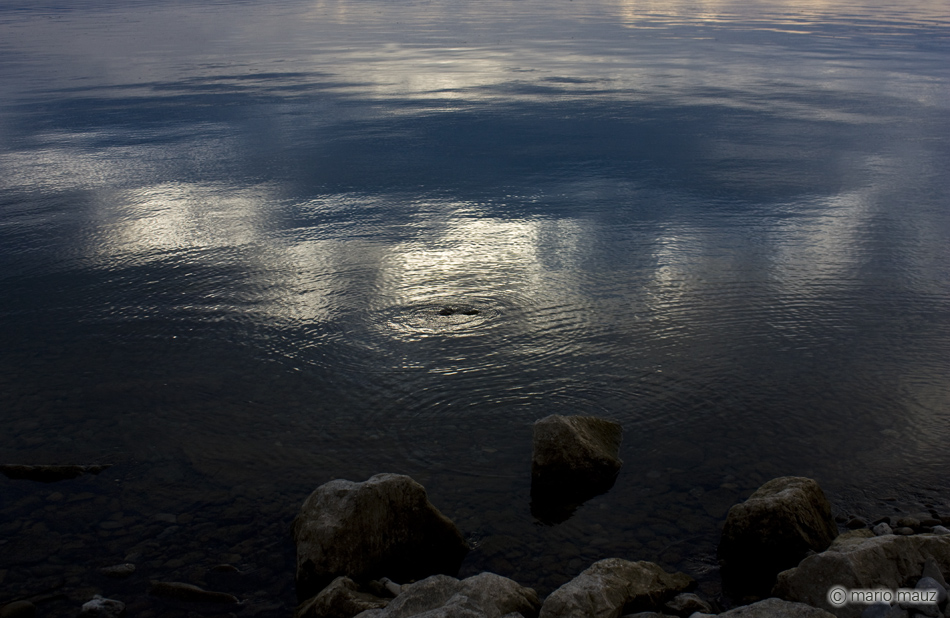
[3,415,950,618]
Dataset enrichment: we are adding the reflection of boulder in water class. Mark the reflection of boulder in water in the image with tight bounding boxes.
[438,306,480,316]
[530,415,623,524]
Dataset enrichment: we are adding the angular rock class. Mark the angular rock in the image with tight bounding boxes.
[718,477,838,597]
[922,558,949,589]
[353,572,540,618]
[663,592,712,617]
[0,464,112,483]
[79,596,125,618]
[293,474,470,601]
[717,597,836,617]
[530,415,623,524]
[148,581,239,604]
[773,534,950,618]
[297,576,390,618]
[539,558,693,618]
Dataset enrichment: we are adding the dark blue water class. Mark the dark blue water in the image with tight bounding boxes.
[1,0,949,613]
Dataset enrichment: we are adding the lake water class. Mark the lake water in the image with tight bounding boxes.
[1,0,949,614]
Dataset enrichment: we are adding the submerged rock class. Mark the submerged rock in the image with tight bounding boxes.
[148,581,239,604]
[718,476,838,598]
[293,473,470,601]
[530,415,622,524]
[0,464,112,483]
[538,558,693,618]
[439,306,480,316]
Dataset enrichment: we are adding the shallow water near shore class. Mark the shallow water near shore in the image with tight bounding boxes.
[1,0,949,614]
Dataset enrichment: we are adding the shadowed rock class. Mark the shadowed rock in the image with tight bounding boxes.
[439,306,480,316]
[773,534,950,618]
[718,476,838,599]
[0,464,112,483]
[293,474,470,602]
[539,558,692,618]
[148,581,239,604]
[297,576,390,618]
[530,415,622,524]
[353,572,540,618]
[717,597,836,617]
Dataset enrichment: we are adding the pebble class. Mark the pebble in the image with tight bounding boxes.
[896,517,920,529]
[79,595,125,618]
[932,526,950,535]
[872,523,894,536]
[895,527,915,535]
[847,517,868,529]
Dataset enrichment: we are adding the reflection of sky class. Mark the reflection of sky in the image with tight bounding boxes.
[0,0,947,358]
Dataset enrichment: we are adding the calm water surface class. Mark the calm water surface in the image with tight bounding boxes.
[1,0,949,614]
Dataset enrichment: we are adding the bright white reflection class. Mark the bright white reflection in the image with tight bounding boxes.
[90,182,273,259]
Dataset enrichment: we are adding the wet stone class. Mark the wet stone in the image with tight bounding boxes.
[99,563,135,578]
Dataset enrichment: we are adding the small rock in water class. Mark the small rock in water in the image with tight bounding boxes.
[79,595,125,618]
[663,592,712,615]
[148,581,239,604]
[895,526,915,535]
[438,306,479,316]
[861,602,905,618]
[99,563,135,578]
[932,525,950,535]
[847,517,868,529]
[0,464,112,483]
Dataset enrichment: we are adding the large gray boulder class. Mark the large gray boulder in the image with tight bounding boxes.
[297,576,391,618]
[773,533,950,618]
[717,597,836,617]
[294,474,470,601]
[539,558,693,618]
[530,415,623,523]
[354,572,540,618]
[718,477,838,597]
